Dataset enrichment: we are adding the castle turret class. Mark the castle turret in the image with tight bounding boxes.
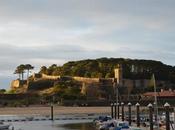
[114,64,123,86]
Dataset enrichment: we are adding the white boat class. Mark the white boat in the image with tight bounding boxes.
[98,120,117,130]
[112,121,130,130]
[93,116,112,127]
[129,127,142,130]
[0,122,11,130]
[97,119,130,130]
[0,124,10,130]
[94,115,146,130]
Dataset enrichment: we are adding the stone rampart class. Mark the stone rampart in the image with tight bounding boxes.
[11,80,20,89]
[11,80,27,90]
[72,76,99,83]
[41,74,60,80]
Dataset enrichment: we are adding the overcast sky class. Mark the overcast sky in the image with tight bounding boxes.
[0,0,175,89]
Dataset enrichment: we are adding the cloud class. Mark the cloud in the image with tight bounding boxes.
[0,0,175,88]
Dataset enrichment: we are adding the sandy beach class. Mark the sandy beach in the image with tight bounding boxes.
[0,106,149,116]
[0,106,111,115]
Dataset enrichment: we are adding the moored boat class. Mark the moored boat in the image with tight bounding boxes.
[0,122,11,130]
[0,124,10,130]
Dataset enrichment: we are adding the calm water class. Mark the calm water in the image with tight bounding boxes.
[11,120,97,130]
[59,122,97,130]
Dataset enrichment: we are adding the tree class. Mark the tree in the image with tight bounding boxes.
[25,64,34,78]
[0,89,6,94]
[39,66,47,74]
[14,68,21,79]
[14,64,25,80]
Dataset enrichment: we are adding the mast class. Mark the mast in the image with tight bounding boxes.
[113,78,118,107]
[152,74,159,130]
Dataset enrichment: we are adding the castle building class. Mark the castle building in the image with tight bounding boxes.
[114,64,123,86]
[11,64,169,100]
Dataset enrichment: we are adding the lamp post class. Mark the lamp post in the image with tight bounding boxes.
[164,102,170,130]
[121,102,124,121]
[128,102,132,126]
[148,103,153,130]
[136,103,140,127]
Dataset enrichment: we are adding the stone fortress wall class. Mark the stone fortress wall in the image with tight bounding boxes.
[11,64,167,99]
[41,74,60,80]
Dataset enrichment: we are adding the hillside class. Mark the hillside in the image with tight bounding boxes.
[39,58,175,83]
[9,58,175,106]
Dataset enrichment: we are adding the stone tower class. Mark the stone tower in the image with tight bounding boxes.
[114,64,123,86]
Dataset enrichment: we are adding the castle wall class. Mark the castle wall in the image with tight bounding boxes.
[114,64,123,85]
[11,71,168,100]
[11,80,27,90]
[11,80,20,89]
[123,79,150,88]
[81,82,100,99]
[73,76,99,83]
[28,79,55,90]
[42,74,60,80]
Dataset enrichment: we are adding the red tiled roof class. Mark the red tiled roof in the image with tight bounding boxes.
[143,91,175,97]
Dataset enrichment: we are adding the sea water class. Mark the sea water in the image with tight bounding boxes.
[10,120,97,130]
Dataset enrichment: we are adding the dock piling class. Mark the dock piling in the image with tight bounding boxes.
[121,102,124,121]
[136,103,140,127]
[164,102,170,130]
[111,103,114,118]
[117,103,120,119]
[114,103,117,119]
[148,103,153,130]
[128,102,132,126]
[51,104,54,121]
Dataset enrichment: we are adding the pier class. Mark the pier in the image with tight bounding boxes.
[110,102,175,130]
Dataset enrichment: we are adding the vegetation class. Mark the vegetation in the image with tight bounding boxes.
[0,89,6,94]
[38,58,175,83]
[14,64,34,80]
[9,58,175,105]
[51,80,84,100]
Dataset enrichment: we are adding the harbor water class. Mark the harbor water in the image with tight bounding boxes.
[0,114,100,130]
[1,112,174,130]
[11,120,97,130]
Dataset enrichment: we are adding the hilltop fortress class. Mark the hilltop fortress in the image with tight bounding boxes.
[11,64,168,100]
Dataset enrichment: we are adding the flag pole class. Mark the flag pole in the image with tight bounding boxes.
[153,74,159,130]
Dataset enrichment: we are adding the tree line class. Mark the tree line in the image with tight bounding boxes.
[38,58,175,83]
[14,64,34,80]
[14,58,175,84]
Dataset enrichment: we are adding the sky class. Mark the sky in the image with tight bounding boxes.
[0,0,175,89]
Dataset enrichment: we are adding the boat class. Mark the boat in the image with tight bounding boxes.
[94,116,146,130]
[112,121,130,130]
[94,117,130,130]
[0,121,12,130]
[129,127,142,130]
[0,122,10,130]
[98,120,117,130]
[93,116,112,126]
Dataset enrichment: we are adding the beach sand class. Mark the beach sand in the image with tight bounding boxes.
[0,106,147,116]
[0,106,111,115]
